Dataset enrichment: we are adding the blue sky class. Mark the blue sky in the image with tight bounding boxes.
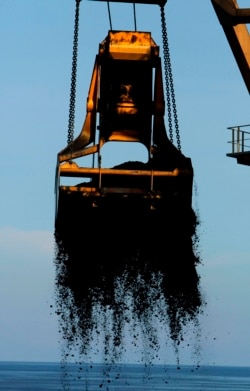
[0,0,250,365]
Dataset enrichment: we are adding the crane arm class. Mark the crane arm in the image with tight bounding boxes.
[211,0,250,93]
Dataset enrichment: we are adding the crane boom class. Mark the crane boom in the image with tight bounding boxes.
[211,0,250,94]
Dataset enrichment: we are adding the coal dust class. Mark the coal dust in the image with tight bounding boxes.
[54,162,204,367]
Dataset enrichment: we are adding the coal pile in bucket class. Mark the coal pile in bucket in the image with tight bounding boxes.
[54,160,204,364]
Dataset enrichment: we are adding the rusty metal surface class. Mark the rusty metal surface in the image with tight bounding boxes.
[104,31,157,60]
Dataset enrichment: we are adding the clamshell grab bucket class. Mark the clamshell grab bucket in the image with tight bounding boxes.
[55,31,193,226]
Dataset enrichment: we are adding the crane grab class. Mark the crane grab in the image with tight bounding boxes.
[55,29,193,227]
[54,0,203,361]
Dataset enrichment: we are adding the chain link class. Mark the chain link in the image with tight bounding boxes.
[67,0,81,148]
[160,4,181,151]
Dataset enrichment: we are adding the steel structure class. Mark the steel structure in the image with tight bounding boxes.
[211,0,250,166]
[211,0,250,94]
[55,27,193,226]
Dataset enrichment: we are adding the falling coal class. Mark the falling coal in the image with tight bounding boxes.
[54,159,204,365]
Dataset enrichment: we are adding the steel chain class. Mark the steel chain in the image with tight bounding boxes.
[160,4,181,151]
[67,0,81,148]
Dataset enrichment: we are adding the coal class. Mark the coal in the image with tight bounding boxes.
[54,160,204,364]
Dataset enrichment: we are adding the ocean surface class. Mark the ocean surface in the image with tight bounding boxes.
[1,361,250,390]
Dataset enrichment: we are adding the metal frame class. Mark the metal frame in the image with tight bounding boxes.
[211,0,250,93]
[227,124,250,165]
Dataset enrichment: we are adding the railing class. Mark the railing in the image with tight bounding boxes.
[227,124,250,154]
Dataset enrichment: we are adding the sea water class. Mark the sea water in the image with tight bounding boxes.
[1,361,250,390]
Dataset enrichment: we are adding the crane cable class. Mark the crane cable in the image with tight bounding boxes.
[160,4,181,151]
[133,3,137,31]
[67,0,82,149]
[107,2,113,30]
[107,2,137,31]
